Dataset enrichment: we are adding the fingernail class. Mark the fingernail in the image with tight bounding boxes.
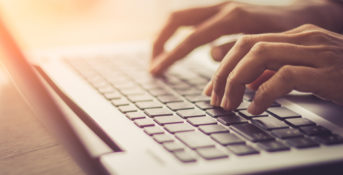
[149,63,160,75]
[211,48,223,61]
[220,97,229,109]
[248,102,258,115]
[202,82,211,96]
[211,92,220,106]
[210,93,216,106]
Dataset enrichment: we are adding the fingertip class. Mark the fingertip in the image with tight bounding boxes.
[149,62,161,75]
[211,47,224,62]
[247,102,258,115]
[247,101,265,115]
[203,82,213,96]
[220,96,230,110]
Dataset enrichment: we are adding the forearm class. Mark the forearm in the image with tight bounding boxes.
[288,0,343,32]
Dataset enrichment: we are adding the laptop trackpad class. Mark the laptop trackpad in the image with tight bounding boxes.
[285,95,343,127]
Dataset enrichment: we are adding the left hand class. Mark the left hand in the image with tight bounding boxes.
[203,24,343,114]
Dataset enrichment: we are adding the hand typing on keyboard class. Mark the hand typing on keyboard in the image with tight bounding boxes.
[150,0,343,114]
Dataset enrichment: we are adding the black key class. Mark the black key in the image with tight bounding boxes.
[217,115,248,126]
[126,111,146,120]
[153,134,174,143]
[175,131,215,149]
[104,91,122,100]
[300,125,331,136]
[164,123,195,133]
[145,108,173,117]
[206,109,234,118]
[196,147,228,160]
[226,145,259,156]
[271,128,303,139]
[211,133,245,145]
[127,94,153,102]
[177,109,206,118]
[231,123,274,142]
[154,115,184,125]
[268,107,301,119]
[185,95,210,103]
[258,140,289,152]
[144,126,164,135]
[187,116,217,126]
[199,125,229,134]
[313,134,343,145]
[285,118,315,127]
[285,137,319,148]
[195,101,216,110]
[134,118,155,128]
[239,110,269,119]
[167,102,194,111]
[252,117,289,130]
[270,101,281,107]
[236,101,250,110]
[173,151,196,163]
[135,101,163,109]
[111,98,130,106]
[118,104,138,113]
[163,142,185,152]
[157,95,183,103]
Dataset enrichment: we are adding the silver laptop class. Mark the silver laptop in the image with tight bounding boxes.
[1,12,343,175]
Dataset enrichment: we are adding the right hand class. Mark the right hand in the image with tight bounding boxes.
[150,0,343,75]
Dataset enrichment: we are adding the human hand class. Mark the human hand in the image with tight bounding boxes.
[203,24,343,115]
[150,0,343,75]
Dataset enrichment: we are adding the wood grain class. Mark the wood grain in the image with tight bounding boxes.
[0,67,84,175]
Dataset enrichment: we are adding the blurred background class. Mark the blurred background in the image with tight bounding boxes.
[0,0,291,51]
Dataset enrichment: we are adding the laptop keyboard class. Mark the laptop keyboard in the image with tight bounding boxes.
[65,54,343,163]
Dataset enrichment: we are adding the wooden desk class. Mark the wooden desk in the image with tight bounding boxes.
[0,67,83,175]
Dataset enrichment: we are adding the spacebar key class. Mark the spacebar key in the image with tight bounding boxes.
[231,123,273,142]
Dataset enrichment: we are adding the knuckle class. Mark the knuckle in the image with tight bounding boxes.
[311,46,343,66]
[278,65,295,82]
[225,3,248,16]
[299,24,319,30]
[235,35,254,49]
[169,11,180,21]
[226,72,239,89]
[250,41,269,56]
[297,30,329,43]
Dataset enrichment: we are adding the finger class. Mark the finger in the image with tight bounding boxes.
[150,14,225,75]
[211,41,236,61]
[248,66,321,114]
[203,81,213,96]
[220,43,328,110]
[152,3,226,59]
[211,33,297,107]
[246,70,275,90]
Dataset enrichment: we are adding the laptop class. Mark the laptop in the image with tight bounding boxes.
[1,11,343,175]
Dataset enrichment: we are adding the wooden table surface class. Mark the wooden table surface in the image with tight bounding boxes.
[0,1,290,174]
[0,67,83,175]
